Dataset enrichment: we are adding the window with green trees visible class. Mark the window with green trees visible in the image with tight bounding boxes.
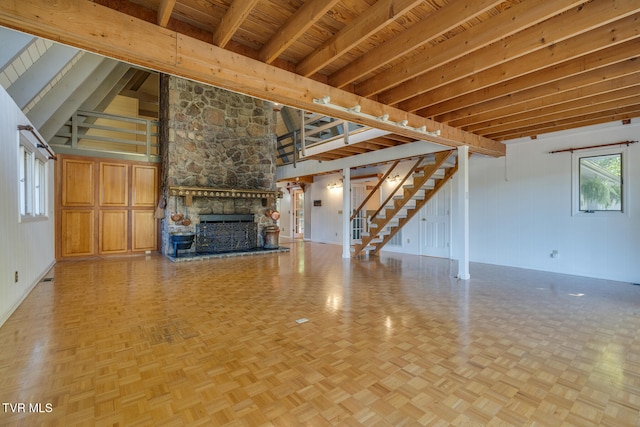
[572,146,628,216]
[579,153,622,212]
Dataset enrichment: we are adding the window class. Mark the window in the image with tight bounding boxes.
[19,133,48,220]
[572,147,627,215]
[579,153,622,212]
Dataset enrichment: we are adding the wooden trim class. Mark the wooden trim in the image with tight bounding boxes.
[168,186,282,199]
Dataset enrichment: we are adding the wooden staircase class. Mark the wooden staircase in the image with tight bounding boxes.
[351,149,458,257]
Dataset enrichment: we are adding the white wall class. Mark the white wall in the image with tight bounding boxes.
[469,120,639,283]
[309,174,345,244]
[286,162,429,251]
[285,120,639,283]
[0,86,56,327]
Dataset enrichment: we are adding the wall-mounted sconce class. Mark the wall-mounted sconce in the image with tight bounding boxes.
[327,181,343,190]
[386,174,401,183]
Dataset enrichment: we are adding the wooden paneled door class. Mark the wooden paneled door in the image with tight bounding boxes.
[56,154,160,260]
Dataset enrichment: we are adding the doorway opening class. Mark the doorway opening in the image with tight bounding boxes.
[292,188,304,239]
[420,180,451,258]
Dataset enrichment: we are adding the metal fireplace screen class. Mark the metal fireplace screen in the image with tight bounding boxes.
[196,214,257,253]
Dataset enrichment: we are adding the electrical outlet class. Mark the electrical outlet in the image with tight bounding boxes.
[14,271,18,283]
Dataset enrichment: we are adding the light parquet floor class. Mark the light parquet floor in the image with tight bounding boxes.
[1,241,639,426]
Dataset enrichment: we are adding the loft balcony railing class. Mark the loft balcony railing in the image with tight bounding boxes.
[52,109,160,162]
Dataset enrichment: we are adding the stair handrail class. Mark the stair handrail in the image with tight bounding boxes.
[349,160,400,222]
[369,156,425,221]
[372,151,457,255]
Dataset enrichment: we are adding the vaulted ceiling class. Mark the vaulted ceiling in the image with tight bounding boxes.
[0,26,160,145]
[1,0,639,160]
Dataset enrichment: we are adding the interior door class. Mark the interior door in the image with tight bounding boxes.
[351,183,367,242]
[420,180,451,258]
[292,188,304,239]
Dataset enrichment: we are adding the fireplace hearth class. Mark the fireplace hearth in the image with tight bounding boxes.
[196,214,258,253]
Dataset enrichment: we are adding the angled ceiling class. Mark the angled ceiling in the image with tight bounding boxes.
[0,0,638,161]
[0,26,159,144]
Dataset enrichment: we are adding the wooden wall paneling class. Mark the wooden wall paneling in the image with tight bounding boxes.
[61,158,94,206]
[100,162,129,206]
[61,210,95,257]
[131,165,158,207]
[132,210,157,252]
[100,210,128,254]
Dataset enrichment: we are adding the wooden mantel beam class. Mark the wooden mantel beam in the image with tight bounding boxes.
[0,0,505,157]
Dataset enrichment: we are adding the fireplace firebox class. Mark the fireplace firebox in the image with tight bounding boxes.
[196,214,257,253]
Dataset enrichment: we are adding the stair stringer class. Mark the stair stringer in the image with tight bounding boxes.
[372,159,458,255]
[351,149,455,257]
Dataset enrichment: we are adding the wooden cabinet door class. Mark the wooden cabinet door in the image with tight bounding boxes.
[62,159,94,206]
[100,162,129,206]
[61,210,95,257]
[57,155,159,259]
[100,210,128,253]
[132,210,157,251]
[132,165,157,207]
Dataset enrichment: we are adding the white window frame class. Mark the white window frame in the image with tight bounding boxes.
[18,131,49,221]
[571,146,628,217]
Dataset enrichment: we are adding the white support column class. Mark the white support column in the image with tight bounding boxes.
[456,146,470,280]
[342,167,351,259]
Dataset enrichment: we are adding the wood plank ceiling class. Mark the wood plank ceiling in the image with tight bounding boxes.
[1,0,639,160]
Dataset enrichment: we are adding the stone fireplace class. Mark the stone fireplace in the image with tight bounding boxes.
[159,75,278,257]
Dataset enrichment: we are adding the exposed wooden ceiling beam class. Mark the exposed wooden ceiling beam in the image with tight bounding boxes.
[417,40,639,118]
[439,60,640,126]
[354,0,585,97]
[380,134,415,143]
[0,0,505,157]
[366,137,404,147]
[259,0,341,64]
[212,0,260,48]
[487,105,640,140]
[329,0,504,89]
[460,73,640,131]
[478,86,640,135]
[296,0,425,77]
[92,0,300,75]
[156,0,176,27]
[398,9,640,112]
